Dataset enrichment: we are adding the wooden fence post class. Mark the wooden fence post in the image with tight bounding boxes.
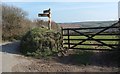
[48,8,51,30]
[118,18,120,34]
[61,27,63,48]
[38,8,51,30]
[118,18,120,51]
[68,29,70,49]
[118,18,120,24]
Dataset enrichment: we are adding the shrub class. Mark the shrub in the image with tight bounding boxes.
[20,27,63,58]
[2,4,31,41]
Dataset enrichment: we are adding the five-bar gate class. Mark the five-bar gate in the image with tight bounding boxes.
[62,20,120,51]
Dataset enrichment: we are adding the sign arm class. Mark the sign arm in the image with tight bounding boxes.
[38,8,51,30]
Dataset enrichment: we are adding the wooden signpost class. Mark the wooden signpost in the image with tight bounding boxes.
[38,8,51,30]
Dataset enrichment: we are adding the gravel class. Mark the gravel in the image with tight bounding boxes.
[0,41,119,72]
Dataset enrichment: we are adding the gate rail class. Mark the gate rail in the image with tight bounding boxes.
[62,20,120,51]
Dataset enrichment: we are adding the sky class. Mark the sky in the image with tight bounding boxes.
[3,2,119,23]
[2,0,120,2]
[118,1,120,18]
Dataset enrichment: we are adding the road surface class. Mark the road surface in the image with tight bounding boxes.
[0,41,119,72]
[0,41,32,72]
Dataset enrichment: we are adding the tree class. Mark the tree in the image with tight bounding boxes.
[2,4,30,40]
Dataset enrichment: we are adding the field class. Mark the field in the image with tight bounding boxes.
[63,35,119,50]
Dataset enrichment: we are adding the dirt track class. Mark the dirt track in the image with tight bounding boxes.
[13,58,119,72]
[0,41,119,72]
[1,41,33,72]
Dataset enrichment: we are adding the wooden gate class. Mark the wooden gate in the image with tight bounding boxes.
[62,20,120,51]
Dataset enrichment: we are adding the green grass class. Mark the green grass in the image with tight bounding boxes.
[63,35,119,65]
[63,35,119,49]
[93,35,118,39]
[63,35,118,39]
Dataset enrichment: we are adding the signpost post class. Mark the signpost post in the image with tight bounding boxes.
[38,8,51,30]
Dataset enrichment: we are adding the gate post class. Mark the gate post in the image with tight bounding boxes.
[118,18,120,24]
[67,29,70,49]
[61,27,63,48]
[119,18,120,50]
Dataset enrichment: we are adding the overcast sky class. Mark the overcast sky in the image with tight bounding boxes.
[4,2,119,23]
